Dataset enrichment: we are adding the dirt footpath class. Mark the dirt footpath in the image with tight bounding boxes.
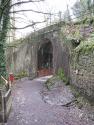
[6,76,94,125]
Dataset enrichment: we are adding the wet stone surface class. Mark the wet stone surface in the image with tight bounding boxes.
[6,76,94,125]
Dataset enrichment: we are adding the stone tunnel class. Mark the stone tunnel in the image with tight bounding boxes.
[6,21,94,101]
[6,22,70,81]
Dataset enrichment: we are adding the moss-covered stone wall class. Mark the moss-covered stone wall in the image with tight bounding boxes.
[70,39,94,102]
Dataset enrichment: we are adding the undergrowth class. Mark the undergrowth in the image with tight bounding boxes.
[14,70,28,80]
[75,33,94,54]
[57,69,69,85]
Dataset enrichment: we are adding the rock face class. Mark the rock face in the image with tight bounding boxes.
[70,51,94,102]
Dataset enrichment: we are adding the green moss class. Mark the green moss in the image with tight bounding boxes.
[71,34,94,64]
[70,85,80,97]
[45,76,59,90]
[57,69,69,85]
[75,39,94,54]
[70,85,90,108]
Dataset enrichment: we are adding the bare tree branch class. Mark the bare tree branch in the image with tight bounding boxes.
[10,0,45,8]
[10,9,53,15]
[9,20,46,29]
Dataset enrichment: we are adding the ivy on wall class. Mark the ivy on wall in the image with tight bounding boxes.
[0,44,6,77]
[0,0,11,84]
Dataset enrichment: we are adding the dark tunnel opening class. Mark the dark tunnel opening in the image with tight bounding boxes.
[37,41,53,76]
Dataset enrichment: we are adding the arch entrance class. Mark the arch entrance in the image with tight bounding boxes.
[37,41,53,77]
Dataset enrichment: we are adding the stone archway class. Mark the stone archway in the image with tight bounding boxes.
[37,40,53,77]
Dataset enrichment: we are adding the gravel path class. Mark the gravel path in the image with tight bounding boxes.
[6,76,94,125]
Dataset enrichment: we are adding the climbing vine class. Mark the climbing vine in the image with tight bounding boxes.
[0,0,11,84]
